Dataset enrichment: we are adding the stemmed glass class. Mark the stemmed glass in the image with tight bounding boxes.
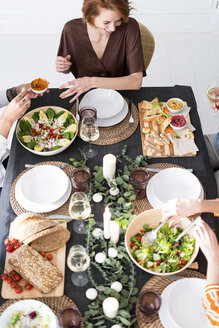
[80,117,99,158]
[206,77,219,111]
[67,245,90,287]
[69,192,91,234]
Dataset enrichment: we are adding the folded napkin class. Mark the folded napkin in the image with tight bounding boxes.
[172,138,199,156]
[179,103,195,132]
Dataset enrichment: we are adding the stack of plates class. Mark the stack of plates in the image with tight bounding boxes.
[146,168,204,208]
[159,278,209,328]
[15,165,71,213]
[79,88,128,127]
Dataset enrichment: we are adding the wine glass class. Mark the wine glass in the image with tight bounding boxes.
[59,306,82,328]
[206,77,219,111]
[80,117,99,158]
[69,192,91,234]
[67,245,90,287]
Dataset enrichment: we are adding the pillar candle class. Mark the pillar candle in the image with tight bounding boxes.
[103,206,111,239]
[102,297,119,319]
[103,154,116,180]
[110,220,120,244]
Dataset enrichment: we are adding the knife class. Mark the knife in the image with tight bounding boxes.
[146,168,193,173]
[46,214,72,220]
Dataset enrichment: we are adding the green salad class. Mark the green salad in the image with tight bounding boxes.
[7,310,49,328]
[130,223,195,273]
[17,107,77,152]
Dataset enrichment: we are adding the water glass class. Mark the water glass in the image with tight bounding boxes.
[130,167,150,200]
[59,306,82,328]
[71,168,90,194]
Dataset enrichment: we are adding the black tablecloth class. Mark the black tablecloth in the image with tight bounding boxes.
[0,86,218,312]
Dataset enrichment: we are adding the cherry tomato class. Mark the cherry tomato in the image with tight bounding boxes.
[58,135,62,139]
[31,132,36,137]
[39,123,43,128]
[25,283,33,290]
[14,273,22,282]
[4,239,10,246]
[50,128,54,132]
[181,260,187,266]
[11,239,18,245]
[6,244,14,253]
[37,131,41,135]
[130,242,135,248]
[140,230,145,234]
[15,286,23,294]
[49,131,53,135]
[59,129,62,133]
[10,281,17,289]
[1,273,8,281]
[7,276,13,284]
[9,270,17,277]
[46,254,53,261]
[46,126,50,130]
[14,244,21,250]
[136,234,142,241]
[40,251,46,257]
[156,260,161,265]
[52,134,56,139]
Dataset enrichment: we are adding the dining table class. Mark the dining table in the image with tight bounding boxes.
[0,86,218,324]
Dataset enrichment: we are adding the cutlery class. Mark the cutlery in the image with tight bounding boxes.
[46,214,72,220]
[142,220,167,244]
[145,168,193,173]
[129,100,134,124]
[175,216,201,242]
[76,97,80,123]
[25,163,68,169]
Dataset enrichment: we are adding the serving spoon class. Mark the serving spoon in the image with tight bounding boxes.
[142,220,167,245]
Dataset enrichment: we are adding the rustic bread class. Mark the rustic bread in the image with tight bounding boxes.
[31,226,71,252]
[18,219,58,242]
[10,212,44,238]
[8,245,63,293]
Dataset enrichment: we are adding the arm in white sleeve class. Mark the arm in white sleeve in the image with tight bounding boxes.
[0,90,9,108]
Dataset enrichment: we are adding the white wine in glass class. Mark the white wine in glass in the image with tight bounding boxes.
[69,192,91,234]
[206,77,219,108]
[80,117,99,158]
[67,245,90,287]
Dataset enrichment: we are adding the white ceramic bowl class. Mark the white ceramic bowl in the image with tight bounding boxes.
[170,115,187,130]
[30,78,48,94]
[167,98,185,113]
[16,106,78,156]
[125,209,199,276]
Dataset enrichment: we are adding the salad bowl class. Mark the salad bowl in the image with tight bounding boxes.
[16,106,78,156]
[125,209,199,276]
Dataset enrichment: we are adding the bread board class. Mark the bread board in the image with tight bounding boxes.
[1,222,67,299]
[139,100,197,158]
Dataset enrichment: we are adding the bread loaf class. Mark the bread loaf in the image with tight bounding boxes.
[8,245,63,293]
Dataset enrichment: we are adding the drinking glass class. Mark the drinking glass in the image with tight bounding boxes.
[130,167,150,200]
[206,77,219,111]
[59,306,82,328]
[71,168,90,193]
[67,245,90,287]
[138,289,161,323]
[79,106,97,120]
[80,117,99,158]
[69,192,91,234]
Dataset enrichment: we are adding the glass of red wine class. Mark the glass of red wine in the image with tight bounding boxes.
[79,106,97,120]
[58,306,82,328]
[138,289,161,322]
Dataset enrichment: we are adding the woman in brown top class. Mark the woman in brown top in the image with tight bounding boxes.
[56,0,146,103]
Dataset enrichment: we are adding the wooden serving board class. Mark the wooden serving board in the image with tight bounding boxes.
[1,222,67,299]
[139,104,196,158]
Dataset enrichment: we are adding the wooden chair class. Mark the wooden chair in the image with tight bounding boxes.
[138,22,155,70]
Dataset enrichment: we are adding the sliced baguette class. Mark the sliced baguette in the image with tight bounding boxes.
[18,219,58,242]
[22,224,64,245]
[8,245,63,294]
[10,212,44,238]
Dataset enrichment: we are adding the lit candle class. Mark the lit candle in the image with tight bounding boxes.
[102,297,119,319]
[103,154,116,180]
[110,221,120,244]
[103,206,111,239]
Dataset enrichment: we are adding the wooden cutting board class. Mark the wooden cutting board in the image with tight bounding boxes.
[139,104,196,158]
[1,222,67,299]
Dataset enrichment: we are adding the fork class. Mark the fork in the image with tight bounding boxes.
[76,97,80,123]
[25,163,68,169]
[129,100,134,124]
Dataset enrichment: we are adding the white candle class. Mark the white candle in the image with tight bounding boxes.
[102,297,119,319]
[110,220,120,244]
[103,206,111,239]
[103,154,116,180]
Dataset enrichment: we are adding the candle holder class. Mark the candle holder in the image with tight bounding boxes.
[71,168,91,194]
[130,167,150,200]
[138,289,162,323]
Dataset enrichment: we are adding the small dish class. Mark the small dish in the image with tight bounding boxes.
[31,78,48,94]
[167,98,184,113]
[170,115,187,130]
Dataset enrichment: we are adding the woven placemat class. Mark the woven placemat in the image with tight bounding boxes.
[10,161,75,218]
[70,98,139,145]
[134,163,206,215]
[0,295,84,327]
[136,269,206,328]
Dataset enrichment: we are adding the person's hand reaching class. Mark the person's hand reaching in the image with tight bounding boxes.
[56,55,72,73]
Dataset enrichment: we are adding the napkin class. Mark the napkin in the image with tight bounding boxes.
[172,138,199,156]
[179,103,195,132]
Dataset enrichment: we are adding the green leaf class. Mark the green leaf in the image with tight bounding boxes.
[104,287,111,295]
[32,111,39,122]
[116,177,124,185]
[123,191,131,197]
[26,141,36,149]
[46,107,56,120]
[118,310,130,319]
[122,174,130,181]
[117,197,125,205]
[51,145,62,151]
[55,110,65,118]
[118,316,131,326]
[130,194,136,201]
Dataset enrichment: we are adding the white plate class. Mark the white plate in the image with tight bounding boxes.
[167,278,208,328]
[159,282,179,328]
[0,299,58,328]
[18,165,69,205]
[146,177,204,209]
[96,100,128,127]
[79,88,124,119]
[15,177,72,213]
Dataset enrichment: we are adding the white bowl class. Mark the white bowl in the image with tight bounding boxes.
[125,209,199,276]
[30,78,48,94]
[167,98,185,113]
[170,115,187,130]
[16,106,78,156]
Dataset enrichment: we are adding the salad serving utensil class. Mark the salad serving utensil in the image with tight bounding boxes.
[142,220,167,244]
[145,168,193,173]
[76,97,80,123]
[129,100,134,124]
[174,216,200,242]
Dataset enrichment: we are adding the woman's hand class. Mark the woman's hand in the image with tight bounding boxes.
[162,198,201,226]
[15,83,49,99]
[59,77,94,103]
[210,102,219,111]
[4,90,31,124]
[56,55,72,72]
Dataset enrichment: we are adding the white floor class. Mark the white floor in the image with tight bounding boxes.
[0,31,219,135]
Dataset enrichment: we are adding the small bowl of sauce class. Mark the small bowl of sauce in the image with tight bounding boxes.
[170,114,187,130]
[30,78,48,94]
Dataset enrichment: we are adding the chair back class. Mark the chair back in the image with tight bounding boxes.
[138,22,155,70]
